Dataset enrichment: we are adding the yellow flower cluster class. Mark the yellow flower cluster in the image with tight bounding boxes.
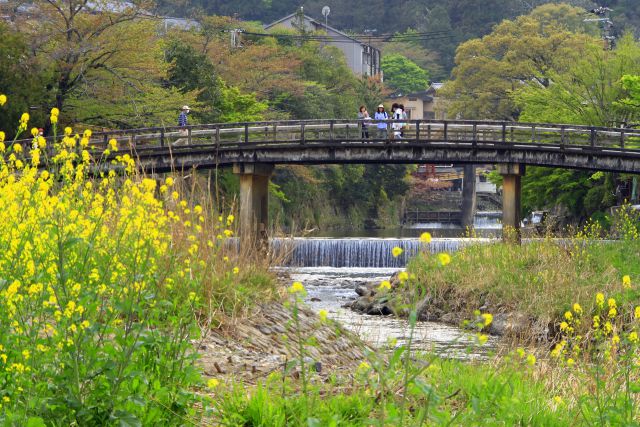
[0,110,241,410]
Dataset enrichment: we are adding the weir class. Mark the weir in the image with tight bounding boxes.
[273,238,492,268]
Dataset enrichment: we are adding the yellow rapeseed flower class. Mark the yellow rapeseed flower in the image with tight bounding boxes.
[481,313,493,327]
[31,127,39,137]
[623,275,631,289]
[318,309,328,322]
[477,334,488,345]
[0,94,6,106]
[378,280,391,291]
[207,378,220,389]
[438,253,451,266]
[612,335,620,345]
[420,232,432,243]
[608,298,616,309]
[398,271,409,283]
[392,246,403,257]
[573,303,583,315]
[0,131,4,143]
[108,138,118,151]
[166,177,174,186]
[609,307,617,318]
[232,267,239,275]
[50,107,59,116]
[289,281,305,294]
[357,361,371,374]
[64,126,72,136]
[20,112,29,123]
[635,306,640,320]
[564,311,573,321]
[566,358,575,367]
[596,293,605,308]
[629,331,638,343]
[50,114,58,124]
[526,354,536,366]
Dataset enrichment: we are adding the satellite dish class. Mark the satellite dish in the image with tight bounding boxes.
[322,6,330,17]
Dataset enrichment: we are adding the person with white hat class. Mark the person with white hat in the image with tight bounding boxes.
[374,104,388,140]
[178,105,190,127]
[174,105,191,146]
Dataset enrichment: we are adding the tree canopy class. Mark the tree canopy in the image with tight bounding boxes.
[381,54,430,94]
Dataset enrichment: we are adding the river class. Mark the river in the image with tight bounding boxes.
[276,230,500,359]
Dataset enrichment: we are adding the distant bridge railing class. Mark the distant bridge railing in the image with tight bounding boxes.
[403,210,463,224]
[14,119,640,150]
[9,119,640,173]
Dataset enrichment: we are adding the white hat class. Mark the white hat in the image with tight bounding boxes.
[182,105,190,110]
[378,104,384,108]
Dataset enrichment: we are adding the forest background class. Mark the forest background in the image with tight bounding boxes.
[2,0,640,230]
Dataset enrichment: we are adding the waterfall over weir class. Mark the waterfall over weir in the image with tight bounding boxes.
[272,238,494,268]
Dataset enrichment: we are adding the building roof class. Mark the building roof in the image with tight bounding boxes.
[265,11,367,46]
[388,90,433,102]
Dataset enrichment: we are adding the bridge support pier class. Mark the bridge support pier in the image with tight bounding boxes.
[498,164,525,243]
[233,163,274,249]
[461,165,477,230]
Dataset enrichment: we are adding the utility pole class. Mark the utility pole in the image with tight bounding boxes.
[363,29,377,76]
[229,29,243,48]
[585,6,615,50]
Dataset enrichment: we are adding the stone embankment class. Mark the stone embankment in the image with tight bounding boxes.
[198,302,367,384]
[348,273,552,342]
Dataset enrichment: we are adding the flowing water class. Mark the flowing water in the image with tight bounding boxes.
[277,236,499,359]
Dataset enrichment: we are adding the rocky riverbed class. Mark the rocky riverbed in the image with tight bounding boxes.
[348,272,553,342]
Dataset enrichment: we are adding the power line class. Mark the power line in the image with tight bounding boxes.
[240,30,453,43]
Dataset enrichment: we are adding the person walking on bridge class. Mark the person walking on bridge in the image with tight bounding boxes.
[374,104,388,140]
[174,105,190,146]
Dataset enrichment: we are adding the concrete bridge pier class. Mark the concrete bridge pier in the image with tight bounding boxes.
[498,164,525,243]
[233,163,274,248]
[461,165,477,230]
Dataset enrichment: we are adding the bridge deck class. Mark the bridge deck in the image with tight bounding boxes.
[10,119,640,173]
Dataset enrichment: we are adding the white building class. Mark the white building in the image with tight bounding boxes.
[265,9,381,77]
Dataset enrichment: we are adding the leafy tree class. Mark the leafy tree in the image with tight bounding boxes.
[515,33,640,127]
[33,1,154,113]
[619,74,640,111]
[443,3,598,120]
[0,22,50,136]
[381,54,429,94]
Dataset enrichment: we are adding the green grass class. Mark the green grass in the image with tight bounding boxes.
[404,238,640,329]
[210,355,578,426]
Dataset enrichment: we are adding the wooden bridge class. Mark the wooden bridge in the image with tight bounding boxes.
[15,119,640,243]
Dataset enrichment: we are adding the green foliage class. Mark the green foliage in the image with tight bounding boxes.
[0,23,50,137]
[218,85,268,122]
[443,3,597,120]
[515,34,640,127]
[166,39,222,123]
[619,74,640,110]
[380,54,429,94]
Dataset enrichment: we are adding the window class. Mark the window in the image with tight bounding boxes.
[423,111,435,119]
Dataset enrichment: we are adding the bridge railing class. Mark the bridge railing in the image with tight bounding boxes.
[11,119,640,153]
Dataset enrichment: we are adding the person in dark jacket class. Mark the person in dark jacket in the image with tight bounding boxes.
[358,105,371,139]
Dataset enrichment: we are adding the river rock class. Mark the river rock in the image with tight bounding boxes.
[488,313,530,336]
[440,312,459,324]
[355,285,374,297]
[366,303,393,316]
[351,296,374,313]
